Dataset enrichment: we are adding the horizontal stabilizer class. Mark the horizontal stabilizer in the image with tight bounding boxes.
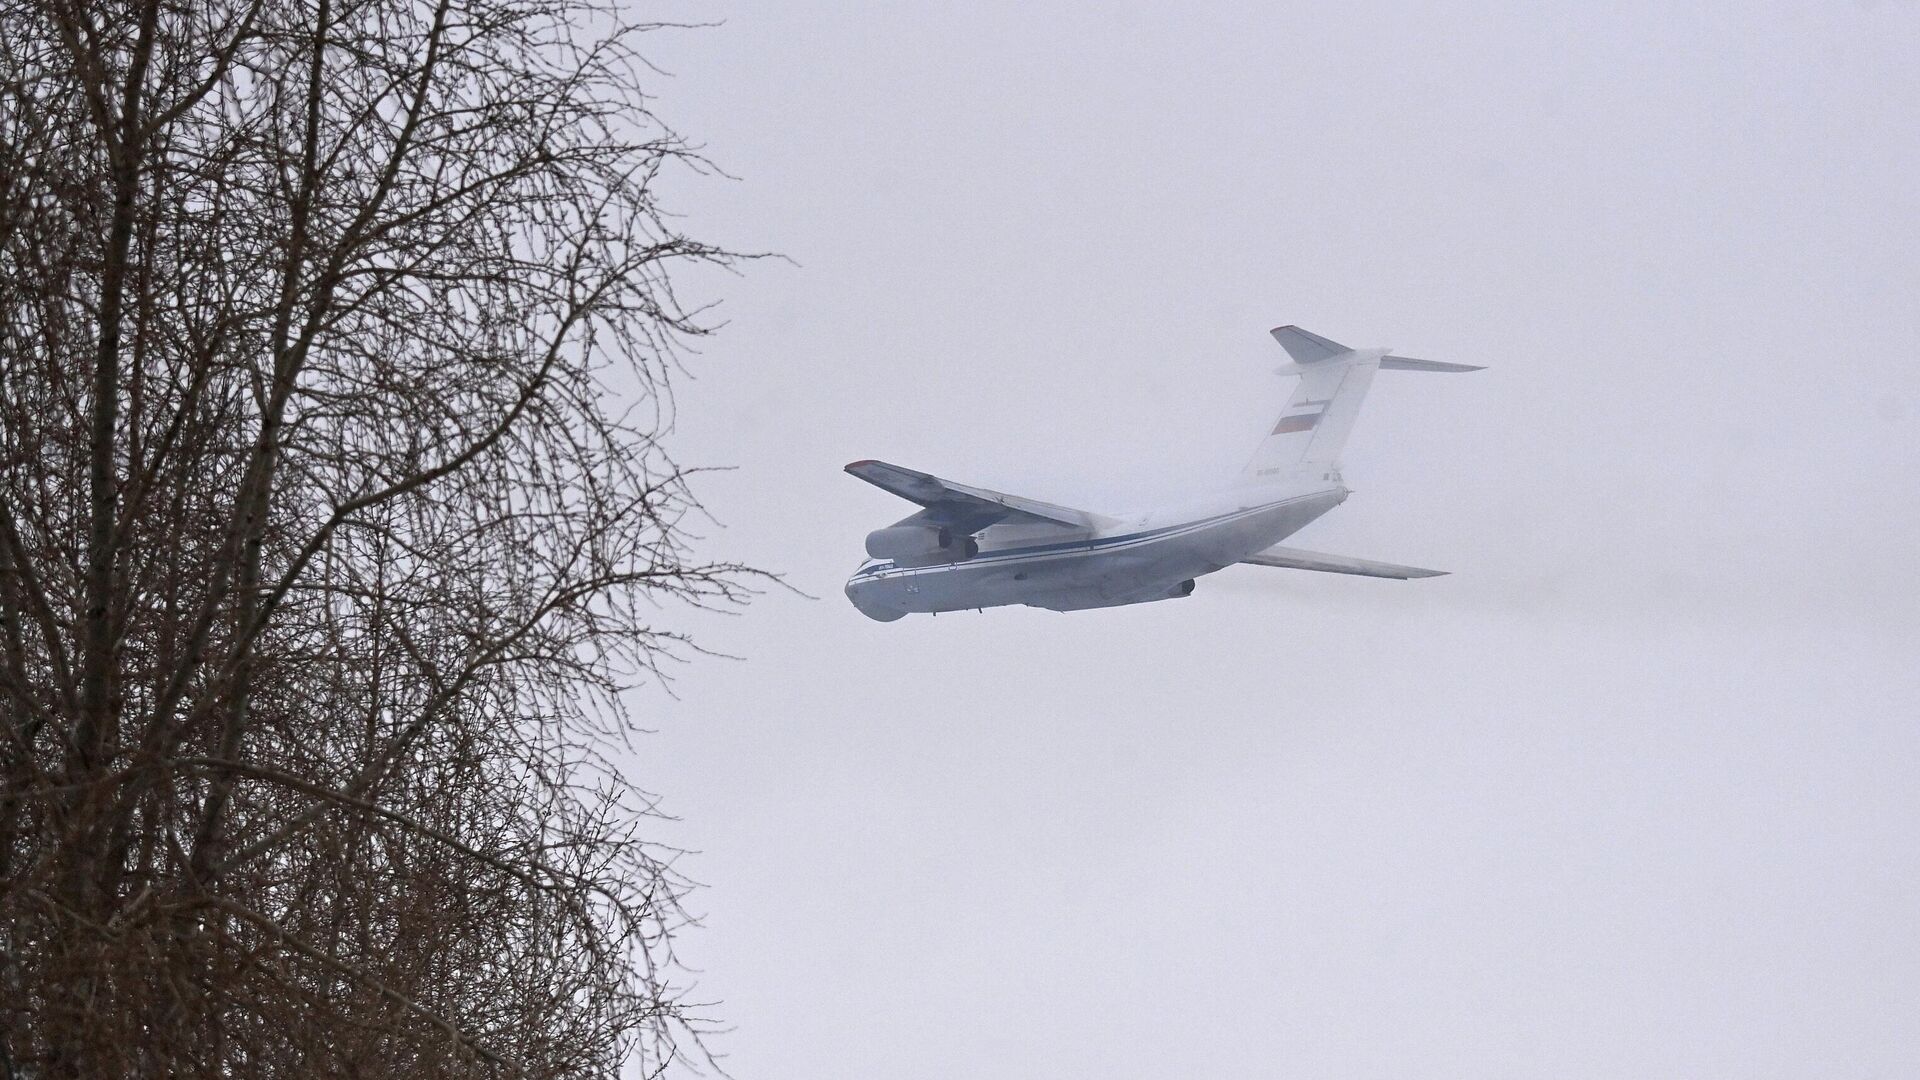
[1379,354,1485,373]
[1240,544,1447,579]
[1268,325,1350,365]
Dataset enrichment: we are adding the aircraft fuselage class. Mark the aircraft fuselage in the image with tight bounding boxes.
[844,481,1347,620]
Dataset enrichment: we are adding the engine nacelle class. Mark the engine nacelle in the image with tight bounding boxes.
[865,524,979,562]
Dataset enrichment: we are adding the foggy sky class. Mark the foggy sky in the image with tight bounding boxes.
[624,3,1919,1077]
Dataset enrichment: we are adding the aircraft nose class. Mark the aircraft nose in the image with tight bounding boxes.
[843,574,905,622]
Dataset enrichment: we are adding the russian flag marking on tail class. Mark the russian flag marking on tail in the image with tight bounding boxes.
[1271,396,1330,434]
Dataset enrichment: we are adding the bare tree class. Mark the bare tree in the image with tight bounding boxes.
[0,0,755,1075]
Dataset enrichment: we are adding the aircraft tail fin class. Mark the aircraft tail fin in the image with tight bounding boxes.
[1243,326,1480,482]
[1243,326,1378,481]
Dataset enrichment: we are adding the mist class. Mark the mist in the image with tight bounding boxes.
[627,2,1920,1077]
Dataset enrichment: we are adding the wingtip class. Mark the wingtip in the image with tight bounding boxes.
[844,459,878,473]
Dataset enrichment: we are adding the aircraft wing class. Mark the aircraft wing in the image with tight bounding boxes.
[845,459,1099,530]
[1240,544,1447,579]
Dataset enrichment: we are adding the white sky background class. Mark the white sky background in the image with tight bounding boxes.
[620,3,1920,1077]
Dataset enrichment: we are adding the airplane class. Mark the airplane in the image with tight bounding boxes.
[843,325,1482,621]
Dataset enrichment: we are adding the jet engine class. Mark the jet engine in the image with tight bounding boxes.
[865,524,979,562]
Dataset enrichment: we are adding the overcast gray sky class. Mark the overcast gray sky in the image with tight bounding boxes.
[624,3,1920,1077]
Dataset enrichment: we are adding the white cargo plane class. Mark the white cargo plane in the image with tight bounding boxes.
[844,326,1481,621]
